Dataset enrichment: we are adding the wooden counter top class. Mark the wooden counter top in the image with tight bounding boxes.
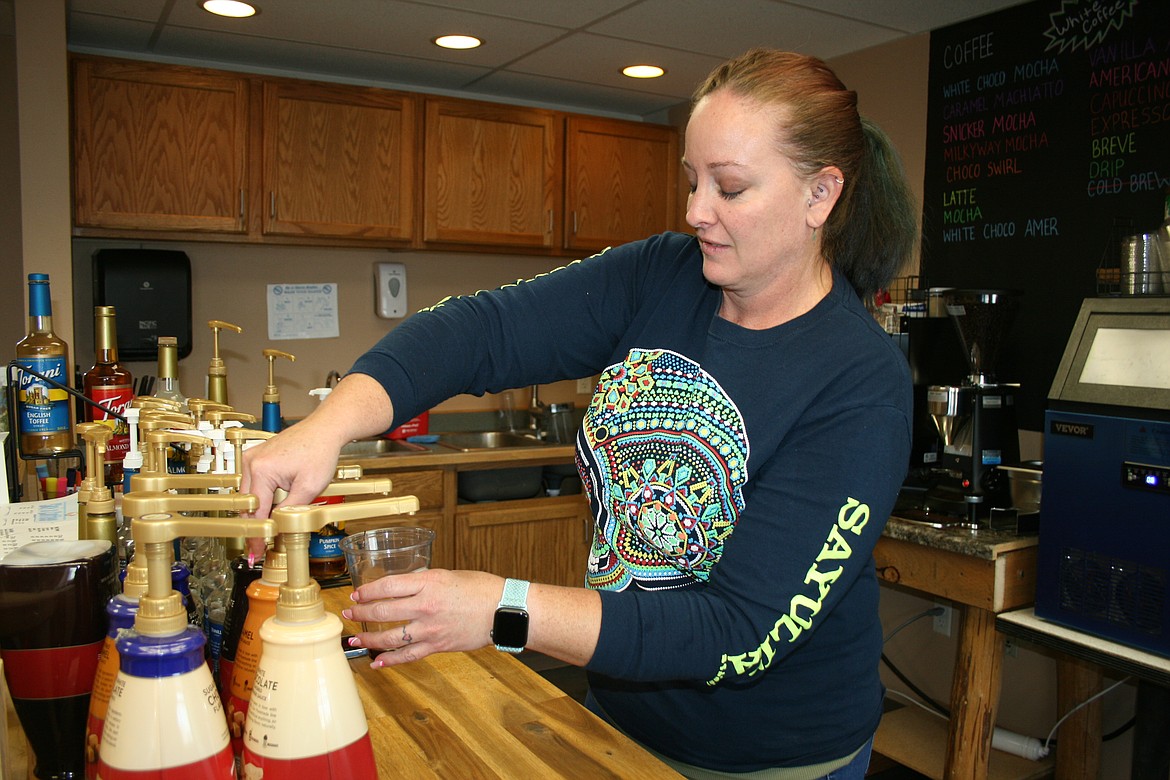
[328,586,681,778]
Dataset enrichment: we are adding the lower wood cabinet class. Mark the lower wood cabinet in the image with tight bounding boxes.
[455,495,591,587]
[347,461,590,588]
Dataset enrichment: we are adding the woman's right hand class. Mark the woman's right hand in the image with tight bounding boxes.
[240,373,395,521]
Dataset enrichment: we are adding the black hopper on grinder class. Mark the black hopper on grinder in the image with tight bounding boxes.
[898,288,1023,527]
[945,289,1021,386]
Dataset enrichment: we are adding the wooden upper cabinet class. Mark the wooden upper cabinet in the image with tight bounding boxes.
[263,80,415,241]
[72,57,249,233]
[565,116,679,252]
[423,99,561,248]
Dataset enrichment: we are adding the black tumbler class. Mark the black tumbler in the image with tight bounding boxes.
[0,540,116,779]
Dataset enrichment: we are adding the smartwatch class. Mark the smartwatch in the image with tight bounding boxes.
[491,578,530,653]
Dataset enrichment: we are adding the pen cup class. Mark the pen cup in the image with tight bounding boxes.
[341,527,434,644]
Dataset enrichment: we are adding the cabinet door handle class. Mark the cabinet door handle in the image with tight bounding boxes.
[547,209,553,234]
[572,211,578,235]
[270,192,276,220]
[239,189,245,219]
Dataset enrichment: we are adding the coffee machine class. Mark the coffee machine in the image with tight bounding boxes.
[898,289,1021,526]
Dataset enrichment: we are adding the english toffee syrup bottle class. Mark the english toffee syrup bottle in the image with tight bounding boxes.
[15,273,74,456]
[83,306,134,488]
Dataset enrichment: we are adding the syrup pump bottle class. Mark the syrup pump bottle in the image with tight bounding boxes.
[205,320,242,405]
[75,422,118,552]
[261,349,296,433]
[242,495,420,778]
[217,428,278,698]
[85,553,148,778]
[96,502,272,780]
[225,468,393,768]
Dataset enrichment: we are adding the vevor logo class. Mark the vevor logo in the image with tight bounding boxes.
[1050,420,1093,438]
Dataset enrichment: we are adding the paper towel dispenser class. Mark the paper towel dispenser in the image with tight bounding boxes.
[92,249,192,361]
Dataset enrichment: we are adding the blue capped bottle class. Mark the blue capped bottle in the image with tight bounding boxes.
[15,273,74,455]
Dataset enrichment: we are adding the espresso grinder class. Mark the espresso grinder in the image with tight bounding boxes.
[910,289,1021,526]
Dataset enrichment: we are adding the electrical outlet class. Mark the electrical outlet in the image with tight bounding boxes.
[933,602,953,636]
[1005,638,1019,658]
[576,377,595,395]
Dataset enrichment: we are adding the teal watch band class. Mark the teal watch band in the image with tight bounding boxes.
[492,578,530,653]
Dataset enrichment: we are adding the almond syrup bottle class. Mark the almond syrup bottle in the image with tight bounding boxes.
[15,273,74,456]
[83,306,134,488]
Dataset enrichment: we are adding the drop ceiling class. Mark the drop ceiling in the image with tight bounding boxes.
[64,0,1031,121]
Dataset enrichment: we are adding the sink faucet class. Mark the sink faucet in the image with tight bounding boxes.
[325,370,342,389]
[529,384,546,436]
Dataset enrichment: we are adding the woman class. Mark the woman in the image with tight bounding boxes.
[243,49,917,778]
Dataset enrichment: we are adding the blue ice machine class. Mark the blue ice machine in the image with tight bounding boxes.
[1037,297,1170,657]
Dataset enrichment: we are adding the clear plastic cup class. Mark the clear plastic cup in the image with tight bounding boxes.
[341,527,434,648]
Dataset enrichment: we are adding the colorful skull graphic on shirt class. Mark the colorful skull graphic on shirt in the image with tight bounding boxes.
[578,349,748,591]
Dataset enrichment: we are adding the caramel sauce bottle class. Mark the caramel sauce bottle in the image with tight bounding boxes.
[83,306,134,488]
[15,273,74,456]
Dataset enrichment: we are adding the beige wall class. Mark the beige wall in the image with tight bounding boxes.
[0,1,24,353]
[12,0,71,345]
[71,239,594,422]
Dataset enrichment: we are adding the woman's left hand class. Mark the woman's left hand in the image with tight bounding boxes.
[341,568,503,666]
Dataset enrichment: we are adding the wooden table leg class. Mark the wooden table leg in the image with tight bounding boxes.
[1054,655,1101,780]
[944,605,1002,779]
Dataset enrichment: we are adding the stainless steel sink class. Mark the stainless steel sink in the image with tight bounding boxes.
[339,438,428,457]
[436,431,546,451]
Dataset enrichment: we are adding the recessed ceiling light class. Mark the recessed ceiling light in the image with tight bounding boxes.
[202,0,257,18]
[433,35,482,50]
[622,65,665,79]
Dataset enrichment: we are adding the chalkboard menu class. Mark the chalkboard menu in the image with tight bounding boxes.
[921,0,1170,429]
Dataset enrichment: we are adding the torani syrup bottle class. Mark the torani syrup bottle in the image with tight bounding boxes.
[83,306,134,487]
[15,273,74,456]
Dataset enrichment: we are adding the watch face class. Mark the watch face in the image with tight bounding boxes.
[492,607,529,649]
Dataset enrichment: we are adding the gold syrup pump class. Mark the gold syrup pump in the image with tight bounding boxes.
[241,494,420,778]
[76,422,118,549]
[222,467,393,767]
[205,320,242,406]
[261,349,296,433]
[96,504,274,779]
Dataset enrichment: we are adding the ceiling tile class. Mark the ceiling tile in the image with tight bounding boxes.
[472,69,685,119]
[587,0,903,61]
[68,12,158,53]
[406,0,640,30]
[154,26,492,91]
[69,0,169,22]
[782,0,1031,34]
[506,33,723,100]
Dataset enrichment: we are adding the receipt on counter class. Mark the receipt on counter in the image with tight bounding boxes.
[0,494,79,560]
